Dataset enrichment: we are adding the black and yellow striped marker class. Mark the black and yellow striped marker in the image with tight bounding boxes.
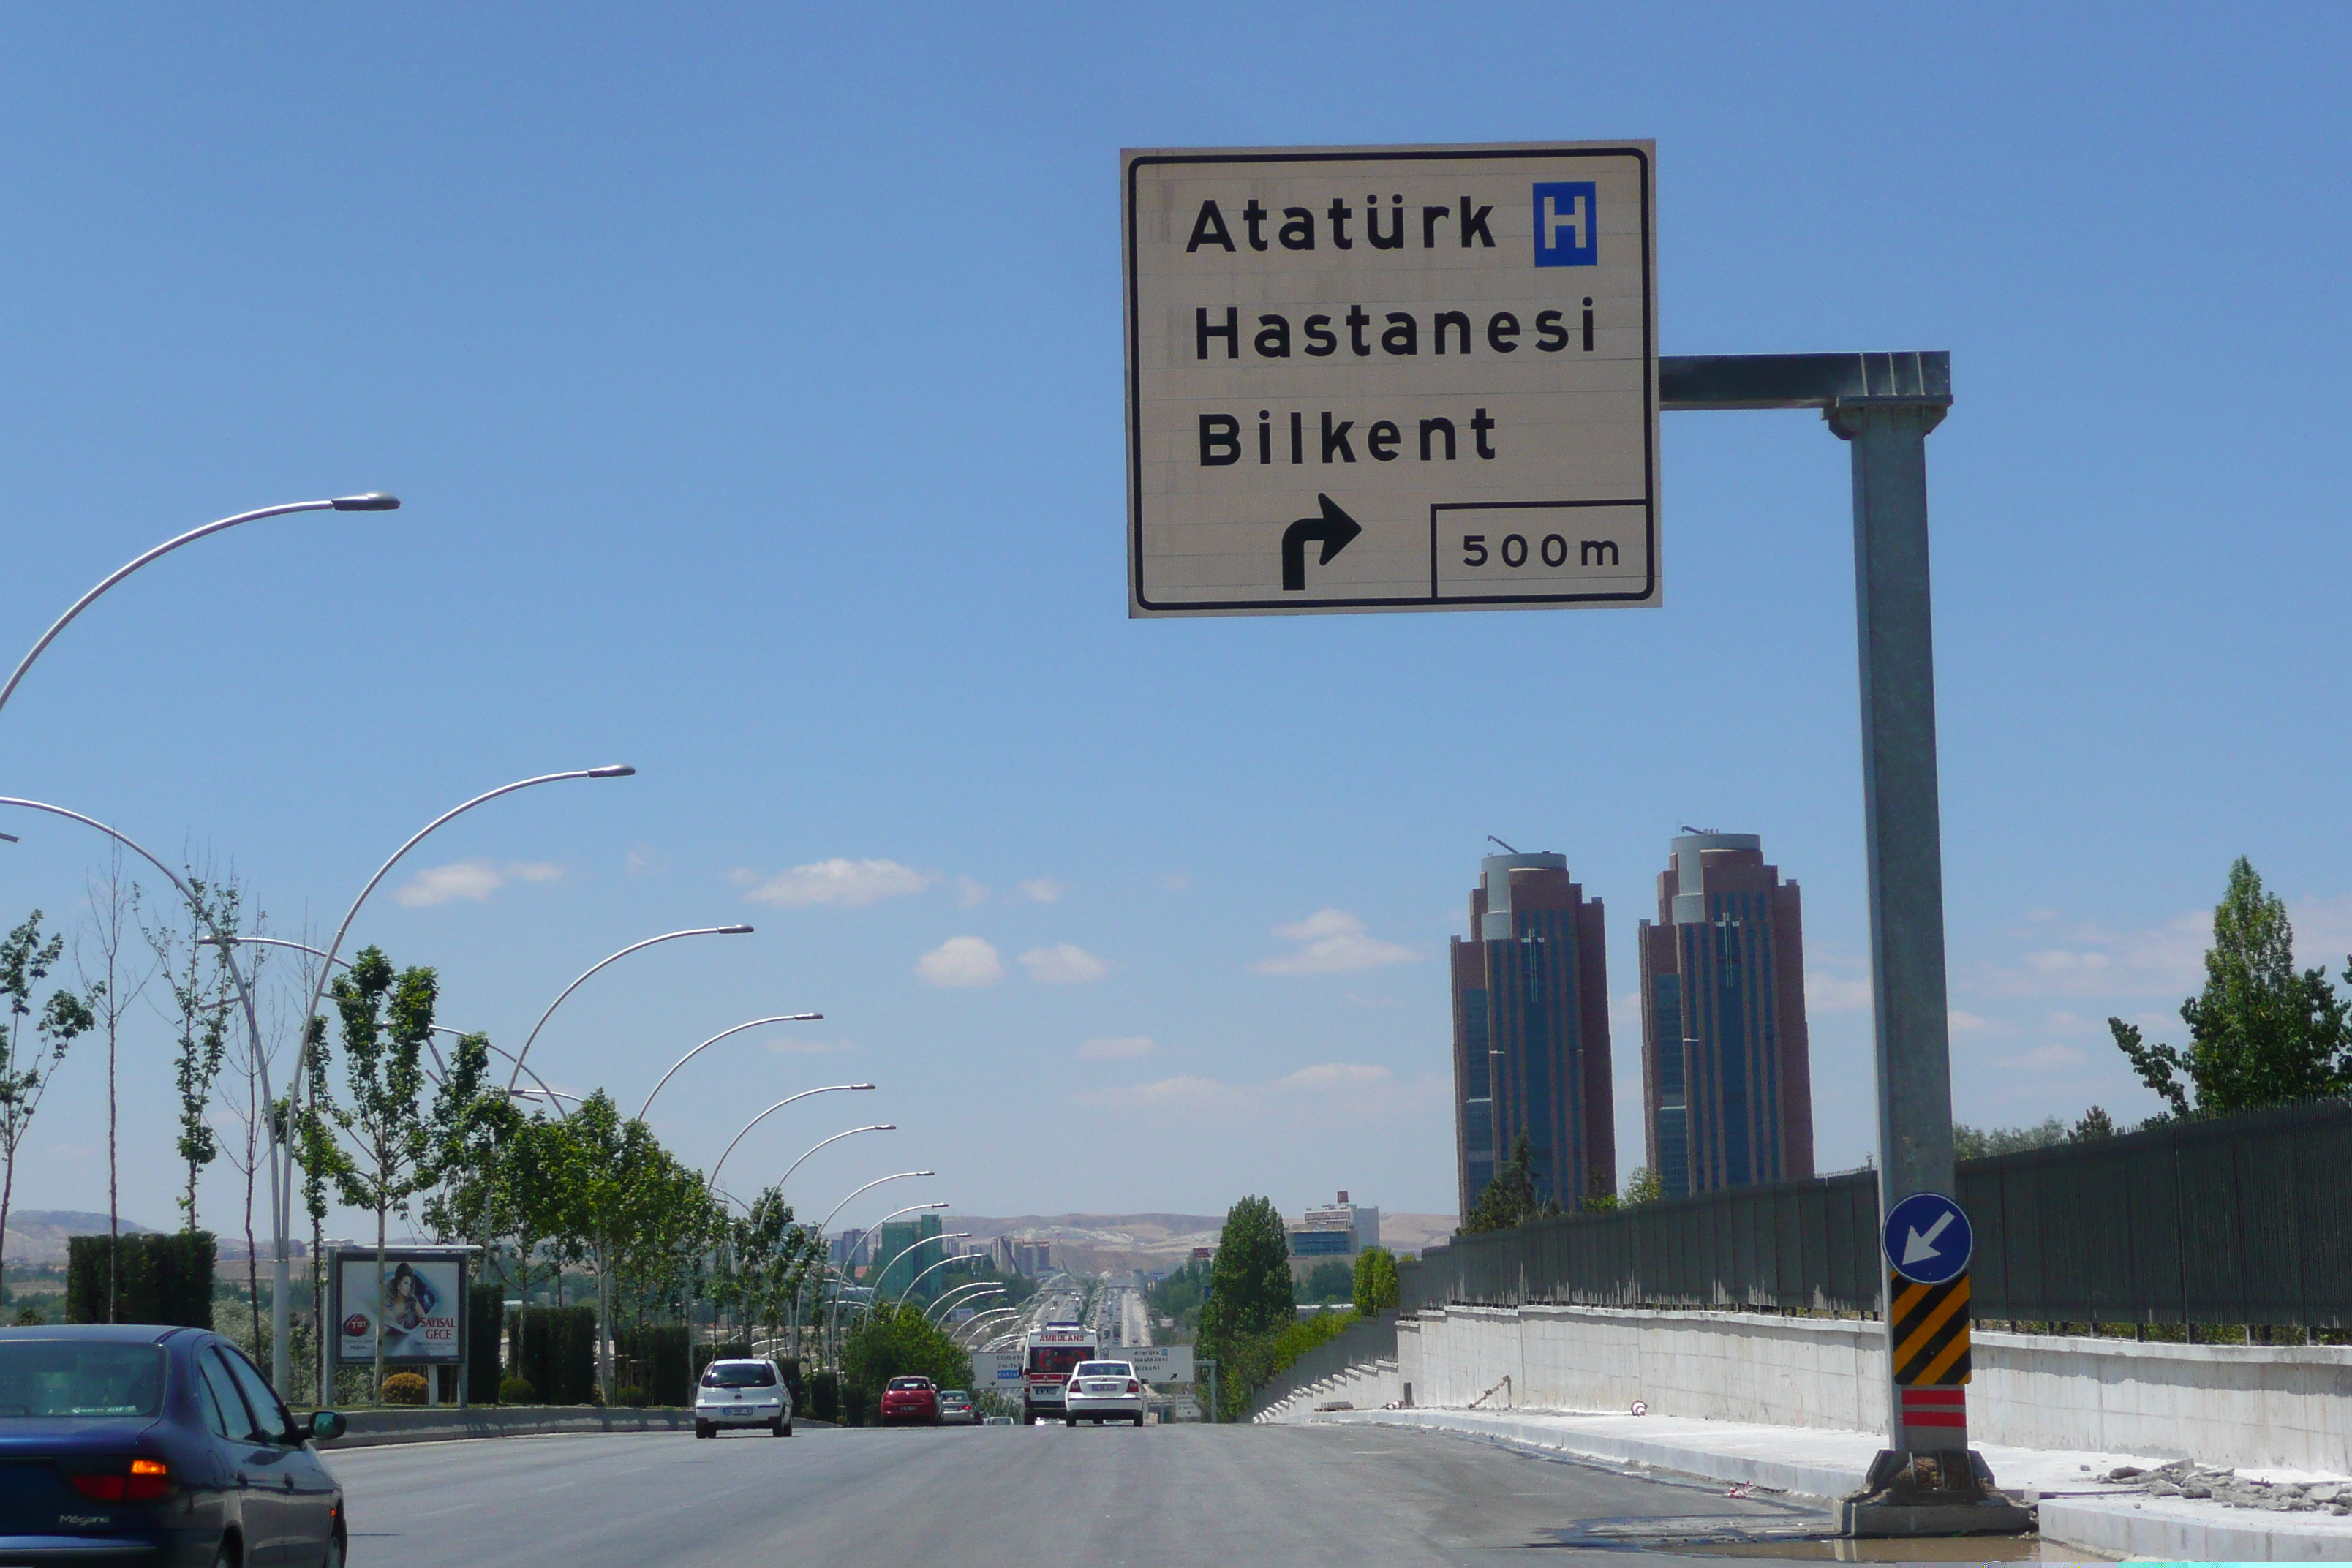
[1889,1269,1971,1385]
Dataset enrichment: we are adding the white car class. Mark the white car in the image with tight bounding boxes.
[1062,1360,1145,1426]
[695,1357,793,1438]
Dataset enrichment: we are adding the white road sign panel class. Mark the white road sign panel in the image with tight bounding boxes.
[1124,141,1657,617]
[1123,1346,1195,1384]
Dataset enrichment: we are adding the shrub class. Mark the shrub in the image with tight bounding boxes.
[498,1375,537,1405]
[805,1370,838,1423]
[617,1386,650,1409]
[64,1233,215,1328]
[381,1372,428,1406]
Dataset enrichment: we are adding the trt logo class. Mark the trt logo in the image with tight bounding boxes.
[1531,182,1597,267]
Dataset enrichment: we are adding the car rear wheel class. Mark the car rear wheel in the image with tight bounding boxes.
[1132,1413,1145,1427]
[696,1421,714,1439]
[769,1418,786,1436]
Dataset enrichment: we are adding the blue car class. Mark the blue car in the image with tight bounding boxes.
[0,1324,349,1567]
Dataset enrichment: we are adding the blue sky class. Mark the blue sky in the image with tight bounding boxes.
[1,4,2346,1242]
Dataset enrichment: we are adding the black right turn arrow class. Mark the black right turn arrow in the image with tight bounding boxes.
[1280,494,1363,591]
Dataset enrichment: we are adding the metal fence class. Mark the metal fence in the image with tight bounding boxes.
[1401,1098,2352,1328]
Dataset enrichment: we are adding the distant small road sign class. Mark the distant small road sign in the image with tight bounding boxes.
[1882,1191,1972,1286]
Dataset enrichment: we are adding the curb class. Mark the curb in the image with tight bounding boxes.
[2039,1496,2352,1563]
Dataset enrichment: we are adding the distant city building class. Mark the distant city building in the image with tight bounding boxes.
[1285,1190,1381,1281]
[1637,832,1815,1196]
[1450,851,1617,1218]
[872,1213,945,1298]
[987,1236,1052,1277]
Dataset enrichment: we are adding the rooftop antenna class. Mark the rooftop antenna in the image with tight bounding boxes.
[1485,835,1520,854]
[1678,825,1719,835]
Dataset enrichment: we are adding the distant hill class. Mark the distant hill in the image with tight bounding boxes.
[4,1211,156,1266]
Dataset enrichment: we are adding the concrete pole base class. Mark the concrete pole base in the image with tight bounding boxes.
[1840,1450,2038,1539]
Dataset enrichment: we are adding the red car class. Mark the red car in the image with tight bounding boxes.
[878,1375,941,1426]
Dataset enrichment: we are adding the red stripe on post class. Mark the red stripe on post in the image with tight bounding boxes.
[1903,1412,1967,1427]
[1901,1388,1965,1406]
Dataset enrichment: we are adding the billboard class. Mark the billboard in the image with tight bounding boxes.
[333,1251,465,1365]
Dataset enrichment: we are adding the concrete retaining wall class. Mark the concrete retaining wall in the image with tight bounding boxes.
[1394,1305,2352,1474]
[1254,1360,1401,1422]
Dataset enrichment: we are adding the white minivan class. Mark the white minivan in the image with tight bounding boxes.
[695,1358,793,1438]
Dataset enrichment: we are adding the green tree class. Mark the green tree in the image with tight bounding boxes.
[840,1300,971,1400]
[1201,1196,1292,1341]
[2068,1106,2117,1142]
[1299,1260,1354,1304]
[1351,1245,1398,1316]
[0,912,95,1286]
[1621,1166,1665,1206]
[2108,859,2352,1117]
[323,946,439,1401]
[1196,1196,1294,1419]
[1462,1134,1545,1233]
[146,879,241,1232]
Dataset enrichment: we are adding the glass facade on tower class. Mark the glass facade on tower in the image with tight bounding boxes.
[1450,852,1616,1219]
[1638,834,1814,1196]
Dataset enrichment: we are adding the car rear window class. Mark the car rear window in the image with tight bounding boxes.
[886,1377,931,1391]
[701,1363,777,1388]
[0,1342,166,1418]
[1074,1362,1131,1377]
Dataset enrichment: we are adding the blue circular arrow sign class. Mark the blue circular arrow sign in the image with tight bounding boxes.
[1883,1191,1973,1285]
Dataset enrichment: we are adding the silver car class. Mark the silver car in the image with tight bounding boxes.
[694,1358,792,1438]
[1062,1360,1144,1426]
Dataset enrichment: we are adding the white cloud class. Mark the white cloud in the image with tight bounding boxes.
[916,935,1003,987]
[394,859,562,908]
[624,845,665,878]
[1078,1075,1248,1112]
[1017,877,1067,904]
[1805,969,1873,1012]
[1021,943,1107,984]
[739,858,937,908]
[1078,1036,1156,1060]
[1948,1010,1990,1033]
[1990,910,2209,1000]
[1252,909,1417,975]
[954,876,990,908]
[1277,1062,1391,1090]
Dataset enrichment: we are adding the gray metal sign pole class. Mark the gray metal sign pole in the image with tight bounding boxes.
[1662,357,2017,1521]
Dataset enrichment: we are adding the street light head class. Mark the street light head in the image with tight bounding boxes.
[916,1170,937,1177]
[850,1082,877,1091]
[717,924,754,935]
[329,492,401,512]
[874,1123,897,1131]
[585,764,636,778]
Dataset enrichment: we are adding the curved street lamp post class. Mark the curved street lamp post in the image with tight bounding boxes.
[705,1092,878,1194]
[636,1015,824,1122]
[1,492,400,1397]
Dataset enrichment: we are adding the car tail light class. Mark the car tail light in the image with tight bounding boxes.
[1127,1380,1141,1394]
[66,1458,170,1502]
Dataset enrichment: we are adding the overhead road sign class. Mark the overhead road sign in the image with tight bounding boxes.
[1883,1191,1972,1285]
[1124,142,1658,617]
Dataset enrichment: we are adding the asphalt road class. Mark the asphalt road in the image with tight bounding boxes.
[324,1420,1850,1567]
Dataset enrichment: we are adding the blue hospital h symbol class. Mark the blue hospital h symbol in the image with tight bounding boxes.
[1531,182,1597,266]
